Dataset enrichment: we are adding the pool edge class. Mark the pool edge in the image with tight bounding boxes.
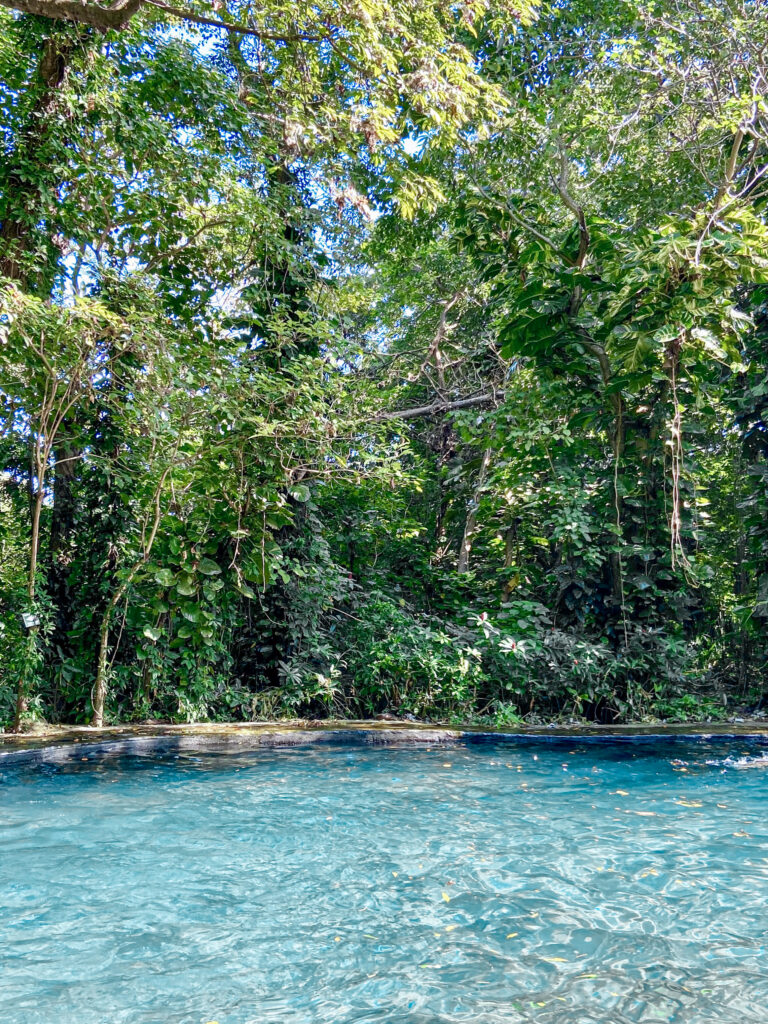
[2,721,768,766]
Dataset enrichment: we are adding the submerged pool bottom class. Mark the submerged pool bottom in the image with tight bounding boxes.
[1,740,767,1024]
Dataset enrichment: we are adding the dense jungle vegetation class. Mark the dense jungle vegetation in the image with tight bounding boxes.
[1,0,767,731]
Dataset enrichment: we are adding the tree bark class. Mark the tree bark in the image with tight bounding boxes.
[0,0,301,38]
[0,33,80,287]
[0,0,142,29]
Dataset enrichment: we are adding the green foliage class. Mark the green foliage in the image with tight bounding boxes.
[1,0,768,730]
[650,693,729,724]
[338,596,488,718]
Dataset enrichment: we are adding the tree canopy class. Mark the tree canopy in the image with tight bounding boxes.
[1,0,767,730]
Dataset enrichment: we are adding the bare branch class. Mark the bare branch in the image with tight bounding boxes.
[552,140,589,271]
[469,182,564,256]
[376,392,504,422]
[551,140,590,316]
[144,0,321,40]
[143,216,235,272]
[417,289,464,390]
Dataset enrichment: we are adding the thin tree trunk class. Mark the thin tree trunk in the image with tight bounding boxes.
[92,467,169,726]
[733,449,750,693]
[27,480,43,601]
[92,582,129,727]
[12,444,45,731]
[458,448,491,573]
[501,525,517,603]
[608,404,626,609]
[47,437,81,712]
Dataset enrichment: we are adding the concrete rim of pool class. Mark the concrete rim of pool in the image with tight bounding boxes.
[2,719,768,766]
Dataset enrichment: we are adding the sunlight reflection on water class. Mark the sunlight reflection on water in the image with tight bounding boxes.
[1,740,767,1023]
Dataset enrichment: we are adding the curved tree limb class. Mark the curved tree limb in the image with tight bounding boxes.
[0,0,321,40]
[144,0,320,40]
[0,0,144,30]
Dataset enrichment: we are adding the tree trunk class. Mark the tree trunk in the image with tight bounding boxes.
[92,467,170,725]
[458,448,491,573]
[733,449,751,693]
[12,462,44,731]
[92,605,116,728]
[47,436,81,713]
[501,525,518,603]
[0,33,80,288]
[607,400,626,609]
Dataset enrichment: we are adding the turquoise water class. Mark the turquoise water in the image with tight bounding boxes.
[2,741,768,1024]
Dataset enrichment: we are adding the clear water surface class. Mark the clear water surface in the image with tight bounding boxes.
[2,740,768,1024]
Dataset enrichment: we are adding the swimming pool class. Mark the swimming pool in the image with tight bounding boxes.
[2,739,767,1023]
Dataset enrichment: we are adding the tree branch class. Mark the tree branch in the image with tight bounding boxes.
[144,0,321,40]
[418,289,464,390]
[0,0,144,30]
[142,216,234,271]
[469,182,565,257]
[552,140,590,314]
[376,392,504,422]
[0,0,322,40]
[553,142,589,265]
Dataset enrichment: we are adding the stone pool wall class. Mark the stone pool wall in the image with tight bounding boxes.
[2,719,768,766]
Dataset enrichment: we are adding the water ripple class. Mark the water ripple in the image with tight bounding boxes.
[1,740,768,1023]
